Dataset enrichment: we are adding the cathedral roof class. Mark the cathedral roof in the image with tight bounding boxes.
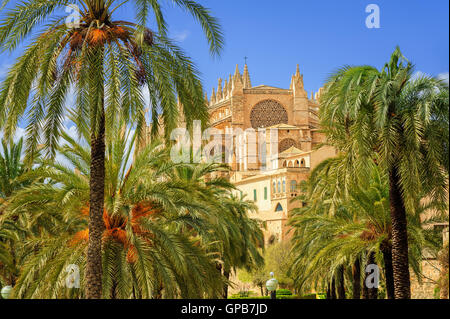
[280,146,303,155]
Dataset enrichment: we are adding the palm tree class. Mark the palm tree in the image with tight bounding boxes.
[3,126,224,298]
[288,161,445,299]
[216,194,264,298]
[319,47,449,298]
[169,162,264,298]
[3,122,263,298]
[0,0,223,298]
[0,138,30,199]
[0,137,36,287]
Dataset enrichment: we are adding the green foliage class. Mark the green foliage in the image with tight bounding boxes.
[229,293,310,300]
[263,242,295,288]
[316,293,326,299]
[319,46,449,220]
[289,162,447,296]
[277,294,299,299]
[0,0,226,299]
[288,47,449,298]
[228,295,270,299]
[276,289,292,295]
[0,0,224,155]
[0,124,263,299]
[238,241,295,297]
[232,290,257,298]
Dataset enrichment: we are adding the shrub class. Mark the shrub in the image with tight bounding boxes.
[228,293,318,300]
[229,290,257,299]
[277,294,298,299]
[276,289,292,295]
[228,295,270,299]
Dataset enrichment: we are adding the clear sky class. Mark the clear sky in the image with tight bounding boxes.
[0,0,449,113]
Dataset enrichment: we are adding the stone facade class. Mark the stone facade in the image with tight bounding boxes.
[410,223,449,299]
[410,260,442,299]
[206,64,335,245]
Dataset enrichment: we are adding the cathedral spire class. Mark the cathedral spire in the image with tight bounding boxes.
[223,78,228,99]
[211,87,216,105]
[233,64,242,83]
[232,64,244,94]
[217,78,223,100]
[292,64,304,89]
[291,64,307,98]
[243,64,251,89]
[295,64,300,78]
[204,92,208,104]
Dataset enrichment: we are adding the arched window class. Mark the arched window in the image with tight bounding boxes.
[290,180,297,192]
[295,160,300,167]
[282,180,286,192]
[300,159,305,167]
[282,161,287,168]
[273,182,276,193]
[288,161,293,168]
[277,181,281,193]
[275,203,283,212]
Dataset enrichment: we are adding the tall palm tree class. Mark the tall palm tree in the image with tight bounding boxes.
[169,162,264,298]
[2,126,224,298]
[0,0,223,298]
[288,161,445,299]
[319,47,449,298]
[2,122,263,298]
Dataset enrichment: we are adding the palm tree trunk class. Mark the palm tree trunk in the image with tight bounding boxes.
[439,243,449,299]
[382,245,395,299]
[223,269,230,299]
[326,283,331,299]
[8,241,16,286]
[362,283,369,299]
[331,278,337,299]
[85,108,106,299]
[111,279,117,299]
[388,166,411,299]
[155,281,163,299]
[366,252,378,299]
[352,258,361,299]
[337,266,346,299]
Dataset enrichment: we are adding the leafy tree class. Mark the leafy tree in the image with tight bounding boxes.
[239,241,294,296]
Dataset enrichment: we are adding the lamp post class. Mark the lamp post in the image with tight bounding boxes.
[1,285,12,299]
[265,272,278,299]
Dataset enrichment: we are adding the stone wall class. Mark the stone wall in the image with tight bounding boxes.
[410,259,441,299]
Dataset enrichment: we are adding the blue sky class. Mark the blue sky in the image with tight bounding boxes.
[0,0,449,119]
